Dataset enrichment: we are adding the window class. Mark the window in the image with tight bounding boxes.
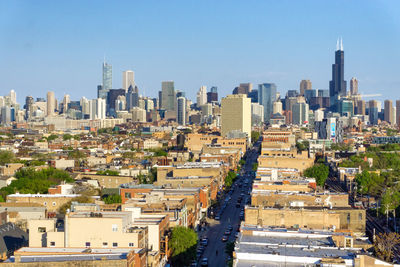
[129,243,134,247]
[50,242,55,247]
[359,213,363,221]
[112,242,118,247]
[38,227,46,233]
[112,224,118,232]
[125,192,131,199]
[52,202,56,206]
[85,242,91,247]
[102,242,108,247]
[43,202,47,206]
[347,214,351,224]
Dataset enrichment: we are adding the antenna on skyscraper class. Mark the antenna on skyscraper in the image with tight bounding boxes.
[336,38,339,51]
[340,37,343,51]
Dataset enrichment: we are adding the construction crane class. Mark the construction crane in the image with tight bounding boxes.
[358,94,382,98]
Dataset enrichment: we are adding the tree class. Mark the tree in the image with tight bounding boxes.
[96,170,119,176]
[58,195,93,214]
[251,131,261,144]
[169,226,197,266]
[374,232,400,262]
[63,134,73,141]
[46,134,58,142]
[0,150,15,165]
[252,163,258,172]
[303,164,329,187]
[296,141,309,152]
[0,168,74,200]
[103,194,122,204]
[225,241,235,267]
[225,171,237,188]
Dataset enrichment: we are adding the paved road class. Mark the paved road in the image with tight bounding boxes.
[196,141,260,267]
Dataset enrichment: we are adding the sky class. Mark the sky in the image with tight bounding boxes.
[1,0,400,104]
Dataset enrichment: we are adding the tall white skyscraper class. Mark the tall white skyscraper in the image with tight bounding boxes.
[122,70,135,92]
[89,98,106,120]
[46,91,55,116]
[62,94,70,113]
[9,90,17,105]
[80,97,90,117]
[196,86,207,107]
[177,97,186,125]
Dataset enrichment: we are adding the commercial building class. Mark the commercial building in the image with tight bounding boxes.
[258,83,277,123]
[122,70,135,92]
[221,94,251,141]
[161,81,175,111]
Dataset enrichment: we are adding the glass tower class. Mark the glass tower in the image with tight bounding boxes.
[258,83,277,123]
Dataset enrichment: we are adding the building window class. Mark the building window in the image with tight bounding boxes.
[50,241,55,247]
[43,202,47,206]
[102,242,108,247]
[85,242,91,247]
[347,214,351,224]
[125,192,131,199]
[38,227,46,233]
[359,213,363,221]
[52,202,56,206]
[129,243,134,247]
[112,242,118,247]
[112,224,118,232]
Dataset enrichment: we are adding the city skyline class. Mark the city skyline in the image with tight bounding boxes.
[1,1,400,103]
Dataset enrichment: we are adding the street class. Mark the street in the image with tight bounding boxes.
[196,141,260,267]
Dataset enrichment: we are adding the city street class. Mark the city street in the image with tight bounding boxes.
[196,141,260,267]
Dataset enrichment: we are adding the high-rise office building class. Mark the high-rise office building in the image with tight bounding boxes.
[369,100,379,125]
[251,103,264,126]
[161,81,175,111]
[80,97,90,118]
[233,83,253,95]
[356,100,366,115]
[329,38,347,102]
[396,100,400,126]
[25,96,34,120]
[89,98,106,120]
[258,83,277,123]
[338,99,354,117]
[9,90,17,105]
[62,94,70,114]
[131,107,146,122]
[300,80,312,96]
[273,101,282,114]
[97,85,108,100]
[126,85,139,111]
[107,89,126,115]
[177,97,186,125]
[384,100,394,125]
[350,77,358,95]
[102,61,112,91]
[122,70,135,92]
[221,94,251,141]
[292,102,309,125]
[46,91,55,116]
[196,86,207,107]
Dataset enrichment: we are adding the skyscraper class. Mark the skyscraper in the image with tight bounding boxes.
[46,91,55,116]
[89,98,106,120]
[196,86,207,107]
[25,96,34,120]
[62,94,70,114]
[161,81,175,111]
[233,83,253,95]
[384,100,394,125]
[177,97,186,125]
[126,85,139,111]
[396,100,400,126]
[350,77,358,95]
[356,100,366,115]
[300,80,312,96]
[258,83,277,123]
[102,61,112,91]
[369,100,379,125]
[122,70,135,92]
[221,94,251,141]
[292,102,309,125]
[329,38,347,102]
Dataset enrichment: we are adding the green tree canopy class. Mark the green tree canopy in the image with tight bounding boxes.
[169,226,198,266]
[0,150,15,165]
[102,194,122,204]
[96,170,119,176]
[303,164,329,187]
[225,171,237,188]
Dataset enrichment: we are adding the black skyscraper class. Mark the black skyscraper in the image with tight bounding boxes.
[329,38,346,98]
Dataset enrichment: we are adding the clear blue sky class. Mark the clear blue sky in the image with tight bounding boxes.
[1,0,400,103]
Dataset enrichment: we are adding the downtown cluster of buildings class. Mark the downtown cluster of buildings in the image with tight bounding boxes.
[0,41,398,266]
